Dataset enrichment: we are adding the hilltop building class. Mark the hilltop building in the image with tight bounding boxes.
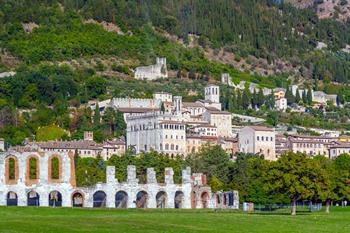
[134,57,168,80]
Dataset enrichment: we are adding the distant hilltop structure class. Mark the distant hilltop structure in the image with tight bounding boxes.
[134,57,168,80]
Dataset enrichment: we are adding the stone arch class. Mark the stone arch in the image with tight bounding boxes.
[26,155,40,186]
[93,191,107,208]
[136,191,148,208]
[72,191,84,207]
[49,191,62,207]
[115,191,128,208]
[27,190,40,206]
[174,191,184,209]
[48,155,62,183]
[201,192,210,208]
[6,191,18,206]
[156,191,167,208]
[5,155,19,185]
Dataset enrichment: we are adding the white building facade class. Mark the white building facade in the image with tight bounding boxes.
[134,57,168,80]
[239,126,276,160]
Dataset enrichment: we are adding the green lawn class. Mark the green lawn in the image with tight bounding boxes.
[0,207,349,233]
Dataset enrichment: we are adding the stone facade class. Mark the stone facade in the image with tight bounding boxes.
[239,126,276,160]
[134,57,168,80]
[126,85,234,157]
[0,151,239,209]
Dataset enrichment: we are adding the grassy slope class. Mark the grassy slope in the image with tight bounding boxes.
[0,207,349,233]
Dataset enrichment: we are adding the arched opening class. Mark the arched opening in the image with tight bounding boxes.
[27,156,39,180]
[7,191,18,206]
[115,191,128,208]
[201,192,210,209]
[72,192,84,207]
[174,191,184,209]
[156,191,167,208]
[50,156,60,180]
[136,191,148,208]
[27,191,40,206]
[5,156,18,184]
[93,191,107,208]
[49,191,62,207]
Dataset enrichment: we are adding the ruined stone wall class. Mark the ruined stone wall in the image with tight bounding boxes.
[0,152,220,209]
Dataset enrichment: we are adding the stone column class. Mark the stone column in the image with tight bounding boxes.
[182,167,191,184]
[127,165,138,184]
[147,168,157,184]
[164,168,174,185]
[107,166,117,184]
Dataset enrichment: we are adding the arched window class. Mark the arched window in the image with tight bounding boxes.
[115,191,128,208]
[50,157,60,180]
[136,191,148,208]
[156,191,167,208]
[8,158,16,180]
[29,157,38,180]
[72,192,84,207]
[174,191,184,209]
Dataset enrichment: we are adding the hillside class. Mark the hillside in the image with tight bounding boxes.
[1,0,350,84]
[287,0,350,22]
[1,0,350,145]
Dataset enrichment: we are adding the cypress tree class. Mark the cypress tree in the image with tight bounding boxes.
[295,89,301,103]
[93,103,101,125]
[307,87,313,105]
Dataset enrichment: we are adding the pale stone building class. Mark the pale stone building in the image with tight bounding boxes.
[275,97,287,111]
[329,143,350,158]
[285,135,337,157]
[17,132,126,160]
[134,57,168,80]
[0,151,238,209]
[239,126,276,160]
[126,86,233,157]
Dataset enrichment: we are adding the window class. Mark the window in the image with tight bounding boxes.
[8,158,16,180]
[165,144,169,150]
[29,157,38,180]
[257,136,260,141]
[50,157,60,180]
[171,144,174,150]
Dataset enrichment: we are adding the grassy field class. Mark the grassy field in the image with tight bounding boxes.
[0,207,349,233]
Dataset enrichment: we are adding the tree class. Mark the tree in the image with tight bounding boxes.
[285,88,295,105]
[302,90,308,104]
[103,107,117,135]
[267,152,320,215]
[93,103,101,126]
[242,88,251,109]
[257,88,264,107]
[313,156,337,213]
[185,145,232,185]
[160,102,165,112]
[295,88,301,103]
[307,87,313,105]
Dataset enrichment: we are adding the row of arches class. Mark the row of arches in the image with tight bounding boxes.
[5,155,62,184]
[5,190,189,208]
